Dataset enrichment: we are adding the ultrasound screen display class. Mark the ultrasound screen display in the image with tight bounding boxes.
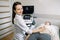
[23,6,34,14]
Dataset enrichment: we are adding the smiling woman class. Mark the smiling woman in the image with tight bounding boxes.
[0,0,14,40]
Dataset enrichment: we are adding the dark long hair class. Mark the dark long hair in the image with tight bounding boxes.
[12,2,21,24]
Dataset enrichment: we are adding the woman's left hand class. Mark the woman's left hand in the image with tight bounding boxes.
[25,34,30,40]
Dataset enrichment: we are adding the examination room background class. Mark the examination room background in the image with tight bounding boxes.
[0,0,60,40]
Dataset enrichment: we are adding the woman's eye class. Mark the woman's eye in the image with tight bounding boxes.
[17,9,20,10]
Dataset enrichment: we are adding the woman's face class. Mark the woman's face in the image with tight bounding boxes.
[14,4,23,15]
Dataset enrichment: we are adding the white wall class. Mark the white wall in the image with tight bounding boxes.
[35,0,60,15]
[13,0,60,28]
[13,0,60,15]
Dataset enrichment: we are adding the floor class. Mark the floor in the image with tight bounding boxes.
[59,30,60,37]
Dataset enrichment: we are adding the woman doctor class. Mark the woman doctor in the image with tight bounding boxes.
[12,2,45,40]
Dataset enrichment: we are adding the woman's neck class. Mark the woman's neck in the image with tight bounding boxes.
[16,14,22,16]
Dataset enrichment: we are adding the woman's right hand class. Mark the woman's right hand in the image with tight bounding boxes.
[32,26,46,33]
[38,26,46,32]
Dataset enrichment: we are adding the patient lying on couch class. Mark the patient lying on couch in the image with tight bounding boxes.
[25,21,59,40]
[39,21,59,40]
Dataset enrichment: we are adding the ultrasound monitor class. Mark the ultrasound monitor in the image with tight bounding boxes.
[23,6,34,14]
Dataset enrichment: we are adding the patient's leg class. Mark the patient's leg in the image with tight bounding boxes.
[28,33,51,40]
[28,32,41,40]
[38,33,51,40]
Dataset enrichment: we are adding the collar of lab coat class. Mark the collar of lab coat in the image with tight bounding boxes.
[16,14,22,16]
[16,14,23,18]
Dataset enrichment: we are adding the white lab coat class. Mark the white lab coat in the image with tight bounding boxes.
[13,14,32,40]
[37,24,59,40]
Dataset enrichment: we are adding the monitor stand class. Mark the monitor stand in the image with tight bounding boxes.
[23,14,36,29]
[23,14,31,20]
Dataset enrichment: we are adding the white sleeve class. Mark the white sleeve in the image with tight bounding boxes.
[15,16,32,34]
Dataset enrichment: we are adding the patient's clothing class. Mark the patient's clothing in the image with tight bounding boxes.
[28,32,51,40]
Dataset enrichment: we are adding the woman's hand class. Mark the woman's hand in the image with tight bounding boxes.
[32,26,46,33]
[25,34,30,40]
[37,26,46,32]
